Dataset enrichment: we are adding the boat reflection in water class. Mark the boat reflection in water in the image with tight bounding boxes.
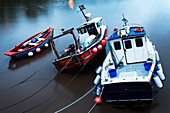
[68,0,74,9]
[8,47,52,70]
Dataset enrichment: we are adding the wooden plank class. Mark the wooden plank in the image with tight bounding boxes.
[52,28,74,40]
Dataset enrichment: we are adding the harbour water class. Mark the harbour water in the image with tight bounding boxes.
[0,0,170,113]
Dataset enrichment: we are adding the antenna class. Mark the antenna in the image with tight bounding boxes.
[78,5,88,22]
[122,14,128,26]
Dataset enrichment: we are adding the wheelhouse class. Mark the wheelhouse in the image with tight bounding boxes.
[76,17,103,47]
[108,26,149,66]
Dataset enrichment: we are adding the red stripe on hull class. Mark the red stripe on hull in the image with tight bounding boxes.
[54,49,102,71]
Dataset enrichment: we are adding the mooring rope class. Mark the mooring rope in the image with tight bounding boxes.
[22,54,91,113]
[0,55,8,60]
[0,55,53,94]
[87,86,104,113]
[0,55,74,112]
[54,85,97,113]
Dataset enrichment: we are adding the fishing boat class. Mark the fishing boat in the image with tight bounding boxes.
[93,15,165,103]
[50,5,107,71]
[5,28,54,59]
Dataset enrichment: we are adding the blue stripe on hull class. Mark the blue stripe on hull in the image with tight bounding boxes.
[13,30,53,59]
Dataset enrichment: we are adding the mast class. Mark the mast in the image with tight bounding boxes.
[78,5,88,22]
[50,39,60,58]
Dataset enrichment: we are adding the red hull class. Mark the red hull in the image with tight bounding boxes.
[53,28,107,71]
[53,48,104,71]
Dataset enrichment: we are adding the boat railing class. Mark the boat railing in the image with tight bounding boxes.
[50,28,81,58]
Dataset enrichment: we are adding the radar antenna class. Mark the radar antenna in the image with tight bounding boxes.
[122,14,128,26]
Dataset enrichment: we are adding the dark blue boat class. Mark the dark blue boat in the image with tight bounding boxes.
[5,28,54,59]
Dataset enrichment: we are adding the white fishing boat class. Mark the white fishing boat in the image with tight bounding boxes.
[93,15,165,103]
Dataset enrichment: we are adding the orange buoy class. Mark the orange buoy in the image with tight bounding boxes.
[92,47,98,53]
[114,27,118,31]
[97,44,102,50]
[36,48,41,53]
[61,28,64,31]
[94,96,102,103]
[101,40,106,45]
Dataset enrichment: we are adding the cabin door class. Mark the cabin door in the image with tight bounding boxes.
[133,37,148,62]
[123,37,148,64]
[123,39,136,64]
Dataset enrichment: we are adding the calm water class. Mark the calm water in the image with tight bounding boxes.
[0,0,170,113]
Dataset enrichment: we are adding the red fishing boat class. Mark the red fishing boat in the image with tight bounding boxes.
[50,5,108,71]
[5,28,54,59]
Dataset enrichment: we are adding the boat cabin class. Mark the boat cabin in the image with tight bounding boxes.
[108,26,149,67]
[77,17,103,49]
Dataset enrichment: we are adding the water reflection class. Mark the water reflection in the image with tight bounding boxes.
[8,47,52,70]
[68,0,74,9]
[0,0,78,23]
[0,0,59,23]
[0,0,170,112]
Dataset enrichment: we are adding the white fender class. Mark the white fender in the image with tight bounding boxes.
[155,51,160,61]
[28,52,33,57]
[44,43,49,47]
[157,69,165,80]
[96,66,102,74]
[153,75,163,88]
[157,62,163,72]
[96,84,101,96]
[94,74,101,85]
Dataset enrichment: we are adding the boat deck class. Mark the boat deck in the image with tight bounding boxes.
[117,63,149,77]
[108,63,151,81]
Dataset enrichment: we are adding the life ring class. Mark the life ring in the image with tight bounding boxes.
[134,28,144,32]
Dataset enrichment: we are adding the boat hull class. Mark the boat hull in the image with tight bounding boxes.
[5,28,54,59]
[53,29,107,71]
[53,44,105,71]
[102,80,154,103]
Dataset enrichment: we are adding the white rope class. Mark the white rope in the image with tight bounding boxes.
[0,55,8,60]
[54,85,97,113]
[88,86,104,113]
[57,55,74,74]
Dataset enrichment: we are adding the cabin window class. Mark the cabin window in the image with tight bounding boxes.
[135,38,143,47]
[114,41,121,50]
[124,40,132,49]
[78,27,87,34]
[97,21,102,28]
[87,23,98,35]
